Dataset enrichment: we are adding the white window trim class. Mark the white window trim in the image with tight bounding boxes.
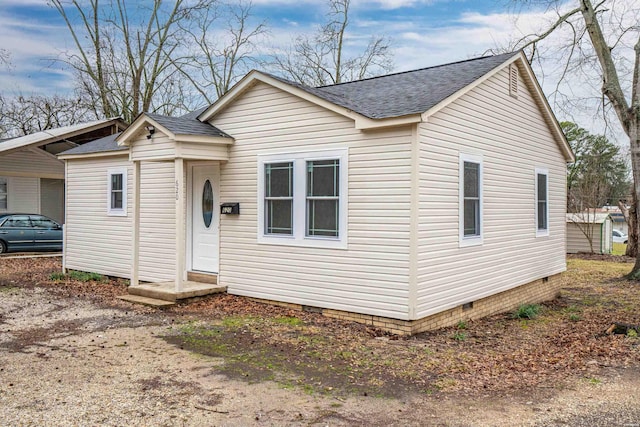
[535,167,549,237]
[0,176,8,212]
[107,167,128,217]
[459,153,483,248]
[257,149,348,249]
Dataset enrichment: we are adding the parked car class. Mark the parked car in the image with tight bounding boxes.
[612,229,628,244]
[0,214,63,253]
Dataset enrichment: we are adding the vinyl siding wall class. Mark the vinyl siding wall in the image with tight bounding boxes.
[415,65,567,319]
[64,156,133,278]
[4,176,39,213]
[0,149,64,179]
[212,82,413,319]
[131,134,176,160]
[138,160,176,282]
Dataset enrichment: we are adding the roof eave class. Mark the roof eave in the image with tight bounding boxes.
[174,134,235,144]
[0,118,127,155]
[355,114,422,130]
[58,150,129,160]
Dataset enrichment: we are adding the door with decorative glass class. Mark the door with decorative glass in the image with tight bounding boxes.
[191,165,220,273]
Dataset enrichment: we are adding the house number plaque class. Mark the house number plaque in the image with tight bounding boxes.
[220,203,240,215]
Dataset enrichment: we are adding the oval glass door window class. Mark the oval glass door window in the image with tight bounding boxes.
[202,179,213,228]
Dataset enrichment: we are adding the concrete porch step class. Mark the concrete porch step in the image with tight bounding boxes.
[127,281,227,302]
[117,294,176,307]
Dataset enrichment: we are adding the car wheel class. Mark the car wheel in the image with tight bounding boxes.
[0,241,6,254]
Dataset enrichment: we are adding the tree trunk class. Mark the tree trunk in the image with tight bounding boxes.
[629,121,640,275]
[622,196,638,257]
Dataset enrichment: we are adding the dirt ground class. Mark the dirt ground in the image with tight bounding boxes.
[2,256,640,426]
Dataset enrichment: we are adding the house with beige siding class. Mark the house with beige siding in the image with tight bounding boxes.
[59,51,574,334]
[0,119,125,223]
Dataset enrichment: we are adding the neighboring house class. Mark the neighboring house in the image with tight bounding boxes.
[566,213,613,254]
[0,119,126,223]
[59,51,574,335]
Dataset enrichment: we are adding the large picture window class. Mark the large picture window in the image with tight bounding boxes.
[0,177,7,211]
[107,168,127,216]
[258,150,347,249]
[459,153,483,247]
[536,168,549,236]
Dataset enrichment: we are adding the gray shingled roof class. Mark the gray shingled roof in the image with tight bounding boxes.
[146,112,231,138]
[60,53,520,157]
[59,132,125,156]
[266,52,519,119]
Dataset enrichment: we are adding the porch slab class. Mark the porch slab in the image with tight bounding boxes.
[117,294,176,307]
[127,280,226,302]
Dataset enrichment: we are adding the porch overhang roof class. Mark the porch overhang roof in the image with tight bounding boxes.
[116,113,233,162]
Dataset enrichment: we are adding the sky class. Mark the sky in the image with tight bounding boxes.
[0,0,551,93]
[0,0,631,140]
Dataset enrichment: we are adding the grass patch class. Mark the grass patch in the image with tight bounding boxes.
[612,243,627,256]
[49,270,105,282]
[512,304,542,320]
[273,316,303,326]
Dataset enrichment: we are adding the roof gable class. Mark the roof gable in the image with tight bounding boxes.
[199,52,519,125]
[116,112,232,146]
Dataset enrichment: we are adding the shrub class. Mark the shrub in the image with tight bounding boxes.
[452,332,467,341]
[512,304,542,320]
[49,272,66,281]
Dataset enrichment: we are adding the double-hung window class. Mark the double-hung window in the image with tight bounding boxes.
[107,168,127,216]
[264,162,293,235]
[306,160,339,237]
[0,177,7,211]
[535,168,549,236]
[259,149,347,248]
[459,153,483,247]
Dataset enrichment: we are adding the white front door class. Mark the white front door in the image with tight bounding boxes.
[191,164,220,273]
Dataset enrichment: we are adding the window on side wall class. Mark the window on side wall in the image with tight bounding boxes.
[107,168,127,216]
[535,168,549,236]
[258,149,347,249]
[459,154,483,247]
[0,177,7,211]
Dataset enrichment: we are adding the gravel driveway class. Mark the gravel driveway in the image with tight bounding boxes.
[2,269,640,426]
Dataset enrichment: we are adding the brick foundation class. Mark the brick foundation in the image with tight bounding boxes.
[247,273,563,335]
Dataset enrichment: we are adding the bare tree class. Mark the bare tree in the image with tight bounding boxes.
[50,0,212,123]
[175,1,268,103]
[505,0,640,273]
[272,0,393,86]
[0,49,10,67]
[0,94,98,139]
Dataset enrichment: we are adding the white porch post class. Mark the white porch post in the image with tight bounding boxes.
[131,160,140,286]
[175,158,186,292]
